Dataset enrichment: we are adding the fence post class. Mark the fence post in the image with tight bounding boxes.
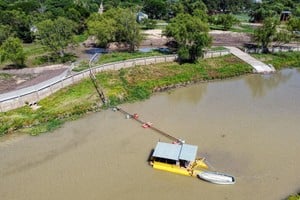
[36,90,40,101]
[17,96,23,107]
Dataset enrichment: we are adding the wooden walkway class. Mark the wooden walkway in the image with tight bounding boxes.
[225,46,275,73]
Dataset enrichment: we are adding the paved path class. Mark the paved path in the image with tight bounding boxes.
[0,68,69,101]
[225,46,275,73]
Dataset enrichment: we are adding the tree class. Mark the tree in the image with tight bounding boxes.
[249,0,297,22]
[171,0,207,17]
[253,17,278,53]
[143,0,167,19]
[164,13,211,63]
[213,14,239,31]
[87,8,142,52]
[286,17,300,42]
[249,3,276,22]
[274,29,292,45]
[87,15,117,47]
[36,17,76,57]
[0,25,11,45]
[202,0,252,13]
[287,17,300,32]
[192,9,209,22]
[8,0,40,14]
[117,9,143,52]
[0,37,26,67]
[0,10,33,43]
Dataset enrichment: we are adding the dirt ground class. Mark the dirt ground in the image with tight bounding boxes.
[0,30,251,94]
[140,29,252,47]
[0,68,67,94]
[210,30,252,46]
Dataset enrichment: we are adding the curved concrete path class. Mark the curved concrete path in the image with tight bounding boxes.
[225,46,275,73]
[0,68,69,101]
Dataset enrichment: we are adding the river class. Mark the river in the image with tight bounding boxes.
[0,69,300,200]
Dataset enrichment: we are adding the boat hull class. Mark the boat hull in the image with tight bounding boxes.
[197,171,236,185]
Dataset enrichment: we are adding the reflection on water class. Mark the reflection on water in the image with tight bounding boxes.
[0,69,300,200]
[166,83,207,105]
[245,69,293,98]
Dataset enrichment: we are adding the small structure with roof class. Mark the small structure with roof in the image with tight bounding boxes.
[152,142,198,166]
[150,141,236,184]
[280,11,291,21]
[150,142,208,176]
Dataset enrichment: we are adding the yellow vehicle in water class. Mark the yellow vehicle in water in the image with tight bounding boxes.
[150,142,235,184]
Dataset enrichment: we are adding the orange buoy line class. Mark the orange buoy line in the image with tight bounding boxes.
[114,107,184,143]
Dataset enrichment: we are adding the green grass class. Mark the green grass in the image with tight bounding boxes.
[73,34,88,43]
[252,52,300,69]
[234,14,250,23]
[1,33,87,69]
[23,43,45,56]
[97,51,166,65]
[230,24,255,33]
[72,60,89,72]
[209,46,227,51]
[210,23,255,34]
[72,51,167,72]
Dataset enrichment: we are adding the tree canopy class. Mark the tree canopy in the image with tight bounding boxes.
[249,0,299,22]
[0,37,26,67]
[36,17,76,57]
[253,17,279,53]
[142,0,167,19]
[210,14,239,31]
[165,13,211,63]
[87,8,142,52]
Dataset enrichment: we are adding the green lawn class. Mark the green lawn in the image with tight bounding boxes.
[252,52,300,69]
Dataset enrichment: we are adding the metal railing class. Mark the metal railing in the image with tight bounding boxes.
[0,50,230,112]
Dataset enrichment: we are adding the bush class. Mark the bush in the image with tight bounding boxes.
[287,194,300,200]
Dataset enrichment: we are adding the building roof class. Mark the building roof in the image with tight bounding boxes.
[152,142,198,162]
[180,144,198,161]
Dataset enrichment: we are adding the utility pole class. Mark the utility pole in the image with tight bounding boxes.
[89,53,107,105]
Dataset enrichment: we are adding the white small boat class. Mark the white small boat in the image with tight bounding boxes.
[197,171,236,185]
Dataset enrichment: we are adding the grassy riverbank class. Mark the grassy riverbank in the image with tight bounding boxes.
[287,194,300,200]
[253,52,300,69]
[72,50,166,72]
[0,55,252,136]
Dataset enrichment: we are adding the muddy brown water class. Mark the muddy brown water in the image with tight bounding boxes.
[1,69,300,200]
